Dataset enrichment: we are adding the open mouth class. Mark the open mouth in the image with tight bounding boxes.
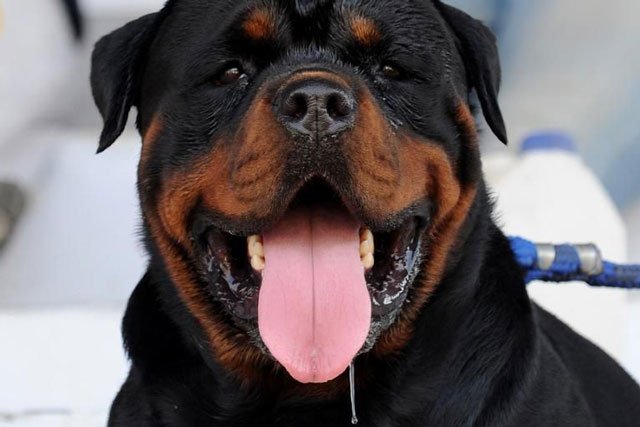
[195,180,426,383]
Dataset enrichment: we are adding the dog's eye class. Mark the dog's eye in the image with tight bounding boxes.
[215,65,246,86]
[381,63,402,79]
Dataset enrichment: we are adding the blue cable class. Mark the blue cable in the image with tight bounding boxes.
[510,237,640,289]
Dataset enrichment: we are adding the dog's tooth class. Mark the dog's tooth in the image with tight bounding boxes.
[250,254,266,272]
[360,239,374,258]
[254,242,264,258]
[359,228,373,243]
[359,229,374,257]
[361,253,374,270]
[247,235,264,258]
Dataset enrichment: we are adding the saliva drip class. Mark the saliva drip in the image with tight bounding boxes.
[349,361,358,425]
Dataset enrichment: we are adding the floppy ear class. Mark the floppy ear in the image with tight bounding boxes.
[91,13,159,153]
[435,2,508,144]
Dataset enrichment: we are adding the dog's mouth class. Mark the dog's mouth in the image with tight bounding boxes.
[196,180,426,383]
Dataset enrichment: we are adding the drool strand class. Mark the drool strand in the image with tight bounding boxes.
[349,361,358,425]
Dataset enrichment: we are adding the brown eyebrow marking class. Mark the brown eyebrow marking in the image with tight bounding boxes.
[243,7,277,41]
[350,15,381,47]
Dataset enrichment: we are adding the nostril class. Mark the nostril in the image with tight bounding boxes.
[282,93,308,120]
[276,81,356,138]
[326,92,354,121]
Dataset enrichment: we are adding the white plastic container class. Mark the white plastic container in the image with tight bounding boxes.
[487,131,636,379]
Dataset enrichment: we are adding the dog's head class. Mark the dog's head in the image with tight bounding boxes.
[92,0,506,387]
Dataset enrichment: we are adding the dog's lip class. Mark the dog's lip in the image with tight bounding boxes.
[366,217,425,316]
[191,180,429,348]
[195,210,426,322]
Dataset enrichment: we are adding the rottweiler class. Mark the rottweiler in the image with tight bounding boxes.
[91,0,640,425]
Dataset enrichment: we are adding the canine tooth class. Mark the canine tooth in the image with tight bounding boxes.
[247,235,264,258]
[251,255,266,272]
[359,229,374,257]
[360,239,374,258]
[361,253,374,270]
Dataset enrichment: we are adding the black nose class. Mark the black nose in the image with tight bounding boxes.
[276,82,356,140]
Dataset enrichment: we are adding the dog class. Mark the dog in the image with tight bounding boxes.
[91,0,640,425]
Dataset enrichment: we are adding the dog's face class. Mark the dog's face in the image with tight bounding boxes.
[92,0,506,387]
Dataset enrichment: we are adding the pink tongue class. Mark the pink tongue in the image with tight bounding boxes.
[258,205,372,384]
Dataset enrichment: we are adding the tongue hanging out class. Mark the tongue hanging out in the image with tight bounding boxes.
[257,204,372,384]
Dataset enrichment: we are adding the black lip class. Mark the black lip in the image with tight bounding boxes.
[191,180,428,347]
[367,217,425,317]
[201,228,261,320]
[196,215,424,320]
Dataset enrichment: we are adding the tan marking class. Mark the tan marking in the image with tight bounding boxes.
[343,92,463,221]
[153,93,288,245]
[373,186,478,356]
[140,115,163,169]
[339,92,481,355]
[455,102,478,144]
[243,8,277,41]
[375,102,480,356]
[283,70,352,91]
[139,85,290,388]
[351,15,381,47]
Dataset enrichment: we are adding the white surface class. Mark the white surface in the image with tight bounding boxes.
[623,200,640,381]
[626,200,640,263]
[0,413,106,427]
[492,149,626,259]
[499,0,640,162]
[0,132,138,423]
[0,0,79,150]
[0,308,126,420]
[487,146,639,382]
[79,0,165,18]
[0,131,146,307]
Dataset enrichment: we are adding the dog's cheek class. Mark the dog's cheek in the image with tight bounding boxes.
[342,92,402,212]
[140,115,164,168]
[137,118,251,378]
[342,92,436,219]
[343,91,465,222]
[453,102,483,186]
[141,97,287,245]
[135,100,291,384]
[215,96,290,215]
[373,101,480,356]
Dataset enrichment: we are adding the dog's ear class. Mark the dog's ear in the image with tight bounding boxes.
[91,13,160,153]
[436,2,508,144]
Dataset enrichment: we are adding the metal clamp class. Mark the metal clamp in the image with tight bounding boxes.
[574,244,604,276]
[535,243,556,271]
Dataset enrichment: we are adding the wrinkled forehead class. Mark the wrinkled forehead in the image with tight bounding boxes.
[153,0,455,70]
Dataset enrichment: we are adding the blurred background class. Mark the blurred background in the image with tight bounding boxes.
[0,0,638,425]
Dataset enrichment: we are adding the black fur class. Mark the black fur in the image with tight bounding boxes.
[91,1,640,425]
[435,1,507,144]
[91,13,163,153]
